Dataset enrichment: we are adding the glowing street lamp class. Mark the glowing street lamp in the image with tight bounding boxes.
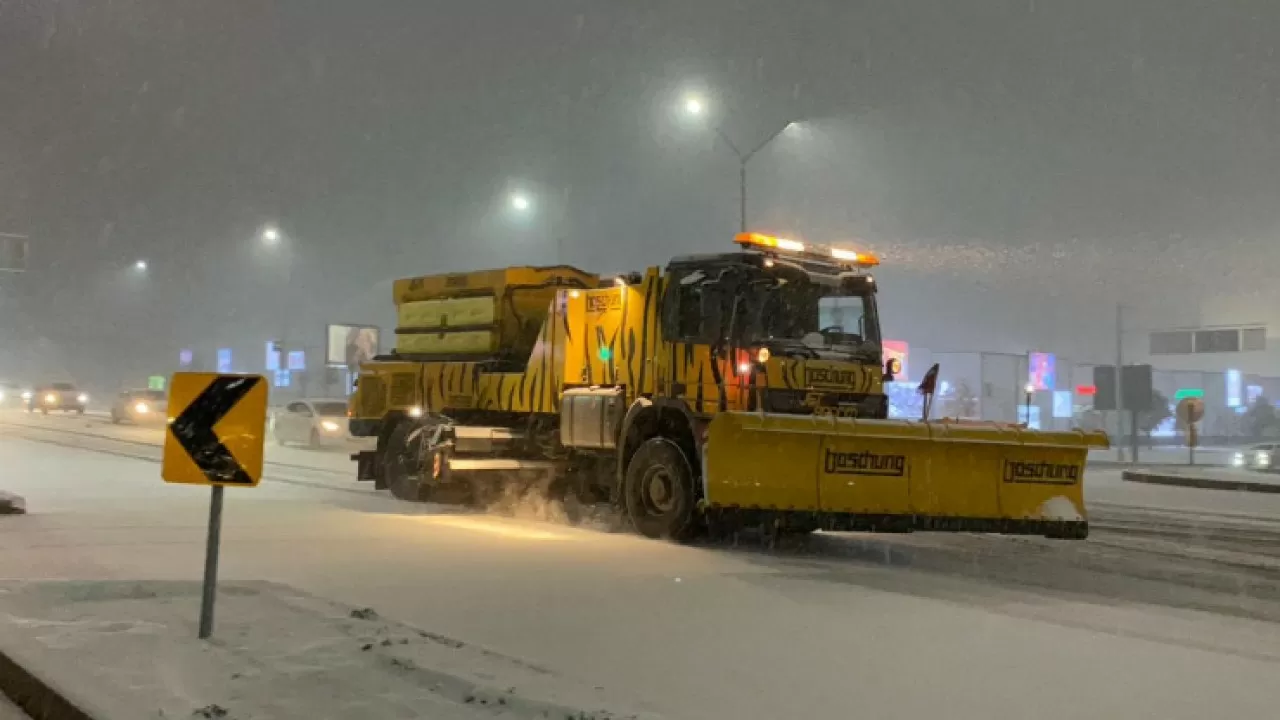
[678,89,798,232]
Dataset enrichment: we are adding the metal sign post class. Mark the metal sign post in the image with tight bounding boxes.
[198,486,225,639]
[1188,424,1198,466]
[1177,398,1204,467]
[162,372,267,640]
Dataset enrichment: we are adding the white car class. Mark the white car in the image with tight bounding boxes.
[26,383,87,414]
[1231,443,1277,472]
[272,399,350,448]
[110,389,168,425]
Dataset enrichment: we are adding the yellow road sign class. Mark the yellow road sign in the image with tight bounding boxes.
[162,373,267,487]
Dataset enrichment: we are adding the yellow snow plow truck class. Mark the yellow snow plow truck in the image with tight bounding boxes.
[349,232,1108,540]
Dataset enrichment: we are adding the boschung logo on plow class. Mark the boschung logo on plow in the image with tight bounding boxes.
[824,449,907,477]
[1003,461,1080,485]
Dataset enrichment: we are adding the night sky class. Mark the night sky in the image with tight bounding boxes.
[3,0,1279,388]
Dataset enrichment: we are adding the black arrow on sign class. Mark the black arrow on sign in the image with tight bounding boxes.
[170,376,261,485]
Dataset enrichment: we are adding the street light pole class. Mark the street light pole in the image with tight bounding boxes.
[260,225,292,390]
[711,124,793,233]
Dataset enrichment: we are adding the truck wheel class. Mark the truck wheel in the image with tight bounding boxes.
[384,422,429,502]
[624,437,697,541]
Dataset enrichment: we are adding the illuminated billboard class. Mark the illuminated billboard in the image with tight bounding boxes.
[327,324,380,371]
[1028,352,1056,391]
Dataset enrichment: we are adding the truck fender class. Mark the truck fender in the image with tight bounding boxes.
[615,397,700,500]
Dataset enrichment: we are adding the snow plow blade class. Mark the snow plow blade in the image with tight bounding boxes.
[701,413,1109,539]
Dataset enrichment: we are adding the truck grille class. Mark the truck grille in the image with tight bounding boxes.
[389,372,417,406]
[359,376,386,418]
[761,389,883,417]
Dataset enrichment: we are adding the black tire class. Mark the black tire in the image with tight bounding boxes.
[75,408,84,415]
[39,407,47,415]
[384,421,430,502]
[309,429,321,449]
[110,413,120,424]
[624,437,698,541]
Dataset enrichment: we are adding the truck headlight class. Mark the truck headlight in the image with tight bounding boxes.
[321,420,340,432]
[1232,452,1246,467]
[21,391,32,401]
[77,393,89,403]
[44,393,57,404]
[1256,452,1271,466]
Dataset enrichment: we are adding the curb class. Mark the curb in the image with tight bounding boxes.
[0,644,96,720]
[1121,470,1280,494]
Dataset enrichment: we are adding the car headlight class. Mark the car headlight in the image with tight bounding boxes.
[44,393,57,404]
[1256,452,1271,466]
[0,391,5,402]
[77,393,89,403]
[134,402,150,414]
[407,406,424,418]
[21,391,32,401]
[320,420,341,432]
[1232,452,1246,467]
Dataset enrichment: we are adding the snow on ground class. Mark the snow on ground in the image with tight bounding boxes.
[1088,445,1235,467]
[0,580,656,720]
[0,697,25,720]
[1086,466,1280,520]
[3,417,1280,718]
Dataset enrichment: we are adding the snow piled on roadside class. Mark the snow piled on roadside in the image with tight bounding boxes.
[0,580,661,720]
[1039,496,1083,522]
[0,492,24,515]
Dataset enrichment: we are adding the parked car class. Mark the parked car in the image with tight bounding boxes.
[25,383,87,414]
[1231,443,1278,472]
[271,399,350,448]
[110,389,167,425]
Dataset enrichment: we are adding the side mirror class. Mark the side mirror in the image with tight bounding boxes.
[885,357,902,382]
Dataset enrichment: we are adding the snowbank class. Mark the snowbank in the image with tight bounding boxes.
[0,580,660,720]
[0,493,24,515]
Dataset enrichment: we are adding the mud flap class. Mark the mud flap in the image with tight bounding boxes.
[354,451,385,489]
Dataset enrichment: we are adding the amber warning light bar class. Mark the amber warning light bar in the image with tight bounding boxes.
[734,232,879,268]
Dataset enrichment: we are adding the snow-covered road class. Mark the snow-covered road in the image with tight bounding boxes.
[2,410,1279,719]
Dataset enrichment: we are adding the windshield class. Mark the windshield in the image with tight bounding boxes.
[314,402,348,416]
[745,275,879,350]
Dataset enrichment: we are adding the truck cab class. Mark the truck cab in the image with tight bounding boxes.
[658,232,890,419]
